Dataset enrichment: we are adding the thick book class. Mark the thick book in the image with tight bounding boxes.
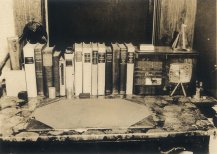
[65,47,75,98]
[105,47,113,95]
[97,43,106,96]
[74,43,83,96]
[82,43,92,94]
[43,46,54,97]
[7,36,20,70]
[125,43,135,95]
[34,43,46,96]
[53,50,61,96]
[111,43,120,94]
[59,56,66,96]
[23,43,38,97]
[91,43,98,95]
[118,44,127,95]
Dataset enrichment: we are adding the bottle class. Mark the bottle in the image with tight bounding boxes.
[195,80,200,100]
[199,82,204,97]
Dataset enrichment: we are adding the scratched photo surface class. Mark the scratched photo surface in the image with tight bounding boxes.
[0,0,217,154]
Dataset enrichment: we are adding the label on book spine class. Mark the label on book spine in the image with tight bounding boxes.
[127,52,135,63]
[25,57,34,64]
[84,53,91,63]
[98,53,105,63]
[92,51,98,64]
[66,60,73,66]
[75,51,82,62]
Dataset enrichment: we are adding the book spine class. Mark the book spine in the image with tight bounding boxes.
[59,57,66,96]
[34,46,44,96]
[53,55,60,96]
[65,53,74,97]
[91,50,98,95]
[83,47,92,93]
[7,37,20,70]
[112,47,120,94]
[105,47,113,95]
[98,50,105,96]
[119,48,127,94]
[126,51,135,95]
[23,44,37,97]
[43,53,53,97]
[75,50,83,96]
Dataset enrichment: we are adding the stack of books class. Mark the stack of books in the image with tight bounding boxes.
[22,42,136,98]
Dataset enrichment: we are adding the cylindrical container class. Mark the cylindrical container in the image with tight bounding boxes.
[49,87,56,99]
[67,88,72,99]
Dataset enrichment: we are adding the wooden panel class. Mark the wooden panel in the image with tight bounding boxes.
[155,0,196,48]
[13,0,42,36]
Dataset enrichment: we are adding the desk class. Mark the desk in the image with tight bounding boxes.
[0,96,215,142]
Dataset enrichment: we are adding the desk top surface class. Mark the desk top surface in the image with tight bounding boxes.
[0,96,215,142]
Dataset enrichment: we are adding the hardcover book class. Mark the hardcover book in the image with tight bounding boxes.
[59,56,66,96]
[53,50,61,96]
[74,43,83,96]
[111,43,120,94]
[82,43,92,94]
[23,43,38,97]
[105,46,113,95]
[43,46,54,97]
[65,47,75,98]
[7,36,21,70]
[97,43,106,95]
[34,43,46,96]
[91,43,98,95]
[125,43,135,95]
[118,44,127,95]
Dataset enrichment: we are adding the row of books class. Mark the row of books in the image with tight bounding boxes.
[23,42,135,98]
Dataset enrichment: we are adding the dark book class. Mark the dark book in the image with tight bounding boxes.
[118,44,127,95]
[111,43,120,94]
[53,50,61,96]
[105,47,113,95]
[43,46,54,97]
[34,43,46,96]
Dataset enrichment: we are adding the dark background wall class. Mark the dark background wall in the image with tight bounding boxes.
[48,0,154,49]
[193,0,217,97]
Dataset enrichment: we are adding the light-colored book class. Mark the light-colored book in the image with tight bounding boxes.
[97,43,106,95]
[74,43,83,96]
[82,43,92,94]
[59,56,66,96]
[91,43,98,95]
[125,43,135,95]
[23,43,38,97]
[65,48,75,98]
[139,44,155,52]
[7,36,20,70]
[5,70,26,97]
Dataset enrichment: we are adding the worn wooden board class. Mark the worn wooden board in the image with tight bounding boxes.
[154,0,196,48]
[13,0,42,36]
